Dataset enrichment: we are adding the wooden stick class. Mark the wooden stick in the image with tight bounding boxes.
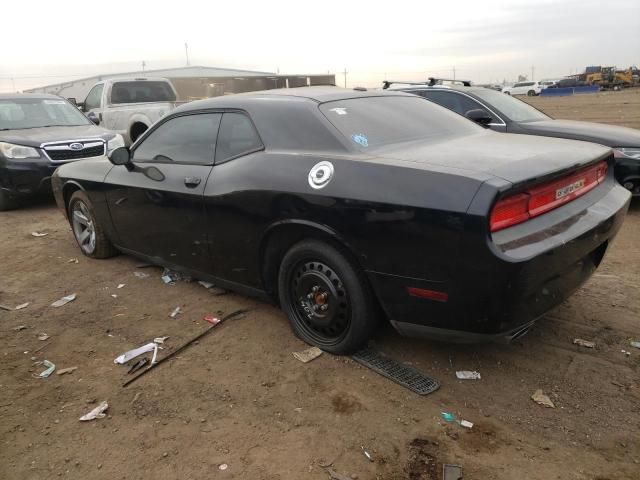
[122,309,249,387]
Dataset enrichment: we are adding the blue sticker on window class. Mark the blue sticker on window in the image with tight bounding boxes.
[351,133,369,147]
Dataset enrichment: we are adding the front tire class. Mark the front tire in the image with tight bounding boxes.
[0,189,19,211]
[527,90,536,96]
[278,239,378,354]
[68,190,117,259]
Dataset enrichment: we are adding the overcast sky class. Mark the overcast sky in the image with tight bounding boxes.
[1,0,638,92]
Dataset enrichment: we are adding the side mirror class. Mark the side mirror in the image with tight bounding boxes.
[86,111,100,125]
[465,109,493,126]
[108,147,131,166]
[67,98,77,106]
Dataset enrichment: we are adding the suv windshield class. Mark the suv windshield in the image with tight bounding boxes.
[320,96,480,150]
[110,81,176,104]
[0,97,90,130]
[473,89,550,122]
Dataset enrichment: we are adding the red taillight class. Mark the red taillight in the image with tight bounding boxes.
[490,160,608,232]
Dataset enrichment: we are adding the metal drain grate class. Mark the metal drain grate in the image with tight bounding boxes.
[352,348,440,395]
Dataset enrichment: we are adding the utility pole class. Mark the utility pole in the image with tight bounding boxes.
[343,68,348,88]
[531,65,534,81]
[184,43,190,67]
[142,61,146,72]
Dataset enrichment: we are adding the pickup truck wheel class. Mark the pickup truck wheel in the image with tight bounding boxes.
[0,189,19,211]
[68,191,117,259]
[278,239,377,355]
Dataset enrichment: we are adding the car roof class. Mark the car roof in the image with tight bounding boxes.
[0,93,65,100]
[175,86,414,113]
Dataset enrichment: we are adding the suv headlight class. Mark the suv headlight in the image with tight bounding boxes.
[613,148,640,160]
[106,134,125,154]
[0,142,40,159]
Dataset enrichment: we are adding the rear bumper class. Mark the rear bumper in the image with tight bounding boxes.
[369,180,631,342]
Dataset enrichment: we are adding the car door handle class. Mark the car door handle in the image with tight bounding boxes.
[184,176,201,188]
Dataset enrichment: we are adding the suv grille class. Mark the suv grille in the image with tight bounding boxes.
[43,140,105,162]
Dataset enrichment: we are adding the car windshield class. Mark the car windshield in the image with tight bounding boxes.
[110,81,176,104]
[320,96,480,150]
[472,89,550,122]
[0,97,90,130]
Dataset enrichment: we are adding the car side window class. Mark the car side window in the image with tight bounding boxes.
[215,112,263,164]
[132,113,222,165]
[419,90,497,120]
[84,84,104,111]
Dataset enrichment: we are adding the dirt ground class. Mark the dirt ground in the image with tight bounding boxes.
[1,90,639,480]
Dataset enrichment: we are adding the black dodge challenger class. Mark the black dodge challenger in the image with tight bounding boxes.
[52,87,631,354]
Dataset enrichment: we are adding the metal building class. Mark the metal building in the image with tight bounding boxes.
[23,66,336,102]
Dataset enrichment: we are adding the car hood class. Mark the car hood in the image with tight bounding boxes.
[0,124,114,147]
[517,119,640,148]
[369,131,612,186]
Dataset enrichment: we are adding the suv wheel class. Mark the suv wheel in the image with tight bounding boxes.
[527,90,536,96]
[0,189,18,211]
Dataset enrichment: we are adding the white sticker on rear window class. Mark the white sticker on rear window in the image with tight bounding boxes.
[43,100,66,105]
[329,107,348,115]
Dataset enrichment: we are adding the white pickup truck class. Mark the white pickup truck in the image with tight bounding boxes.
[79,77,182,145]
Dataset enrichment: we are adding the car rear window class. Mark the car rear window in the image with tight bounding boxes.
[0,98,90,130]
[319,96,479,150]
[110,81,176,104]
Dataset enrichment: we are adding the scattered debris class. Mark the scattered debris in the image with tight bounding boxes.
[37,333,50,341]
[441,412,456,422]
[0,304,13,311]
[317,457,336,468]
[361,445,374,462]
[31,231,48,237]
[456,371,481,380]
[123,309,249,387]
[169,306,182,318]
[460,420,474,429]
[327,469,352,480]
[293,346,323,363]
[13,325,28,331]
[198,281,215,289]
[111,294,118,298]
[531,389,555,408]
[131,392,142,404]
[443,464,463,480]
[161,273,174,285]
[51,293,77,308]
[621,350,631,356]
[117,284,125,289]
[161,268,191,284]
[133,271,149,279]
[573,338,596,348]
[154,336,169,344]
[79,401,108,421]
[203,314,219,324]
[14,302,30,310]
[35,360,56,378]
[67,258,79,264]
[114,343,158,365]
[630,341,640,349]
[57,366,78,376]
[127,358,149,374]
[218,464,228,471]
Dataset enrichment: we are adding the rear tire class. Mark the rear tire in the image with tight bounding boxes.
[504,91,511,95]
[278,239,378,355]
[68,190,117,259]
[0,189,19,211]
[527,90,536,96]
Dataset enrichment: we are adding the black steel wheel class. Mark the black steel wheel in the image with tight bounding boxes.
[278,239,378,354]
[68,190,117,259]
